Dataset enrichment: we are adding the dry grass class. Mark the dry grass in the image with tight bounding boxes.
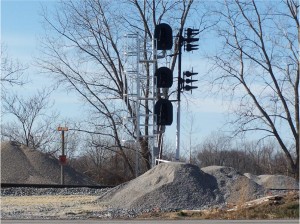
[1,195,107,218]
[137,192,299,220]
[2,195,97,206]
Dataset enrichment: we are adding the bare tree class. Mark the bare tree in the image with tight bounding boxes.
[70,135,135,185]
[1,89,59,152]
[195,133,292,176]
[38,0,197,177]
[195,132,232,167]
[1,44,27,89]
[206,0,299,178]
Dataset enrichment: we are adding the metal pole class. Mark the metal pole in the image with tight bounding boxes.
[152,36,157,168]
[61,130,65,185]
[135,33,140,177]
[175,28,183,161]
[176,100,181,161]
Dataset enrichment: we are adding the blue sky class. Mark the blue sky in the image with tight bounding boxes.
[1,0,229,155]
[2,0,86,120]
[2,0,45,62]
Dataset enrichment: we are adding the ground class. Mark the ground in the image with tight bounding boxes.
[1,195,107,219]
[1,192,299,220]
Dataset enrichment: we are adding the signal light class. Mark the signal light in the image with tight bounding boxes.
[186,28,200,37]
[184,85,198,91]
[183,70,198,92]
[183,71,198,77]
[185,37,199,43]
[155,67,173,88]
[185,78,198,84]
[184,28,199,52]
[154,99,173,126]
[154,23,173,50]
[186,44,199,51]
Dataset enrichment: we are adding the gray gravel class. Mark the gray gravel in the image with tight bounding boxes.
[201,166,266,203]
[244,173,299,190]
[97,163,252,212]
[1,141,95,185]
[1,187,109,197]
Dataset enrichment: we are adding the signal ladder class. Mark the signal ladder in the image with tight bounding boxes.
[122,33,159,172]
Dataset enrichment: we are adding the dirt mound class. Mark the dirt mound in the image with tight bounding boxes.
[1,141,95,185]
[98,163,267,211]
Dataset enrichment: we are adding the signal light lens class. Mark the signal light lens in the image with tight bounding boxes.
[154,23,173,50]
[183,70,198,92]
[154,99,173,126]
[184,85,198,91]
[155,67,173,88]
[186,44,199,52]
[184,28,199,52]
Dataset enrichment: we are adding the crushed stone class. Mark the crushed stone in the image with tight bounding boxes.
[1,141,95,185]
[244,173,299,190]
[201,166,266,203]
[97,163,265,211]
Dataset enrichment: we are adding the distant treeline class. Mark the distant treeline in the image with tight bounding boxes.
[67,134,295,186]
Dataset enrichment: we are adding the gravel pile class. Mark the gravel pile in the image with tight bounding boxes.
[201,166,265,203]
[97,163,255,212]
[1,141,95,185]
[244,173,299,190]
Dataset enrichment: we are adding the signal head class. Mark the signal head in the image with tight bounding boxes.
[183,71,198,77]
[154,23,173,50]
[184,85,198,91]
[186,28,200,37]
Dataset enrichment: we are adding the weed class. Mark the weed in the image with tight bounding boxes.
[177,211,188,217]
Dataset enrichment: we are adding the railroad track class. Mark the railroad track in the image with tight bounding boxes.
[1,183,115,189]
[2,183,297,192]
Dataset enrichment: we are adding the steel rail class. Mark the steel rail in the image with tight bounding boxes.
[1,183,115,189]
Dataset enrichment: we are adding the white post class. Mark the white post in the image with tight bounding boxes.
[175,101,180,161]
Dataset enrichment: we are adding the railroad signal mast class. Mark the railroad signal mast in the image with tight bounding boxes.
[153,24,200,162]
[153,24,201,163]
[175,27,200,161]
[122,23,174,170]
